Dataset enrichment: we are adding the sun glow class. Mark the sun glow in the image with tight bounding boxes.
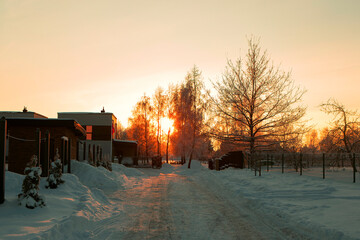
[161,117,174,134]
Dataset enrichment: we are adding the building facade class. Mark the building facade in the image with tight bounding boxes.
[5,118,85,175]
[58,111,118,161]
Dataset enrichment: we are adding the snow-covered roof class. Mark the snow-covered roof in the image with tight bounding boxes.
[113,139,137,144]
[58,112,114,115]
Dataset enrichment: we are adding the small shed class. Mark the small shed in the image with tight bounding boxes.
[6,118,85,175]
[112,140,138,165]
[221,151,245,168]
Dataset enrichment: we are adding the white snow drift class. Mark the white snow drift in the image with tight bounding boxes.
[0,160,359,239]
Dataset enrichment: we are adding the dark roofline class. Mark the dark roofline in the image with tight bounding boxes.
[0,111,48,118]
[58,112,115,116]
[5,118,86,137]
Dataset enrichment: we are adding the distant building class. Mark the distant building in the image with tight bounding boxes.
[58,110,138,163]
[58,111,118,161]
[112,139,138,164]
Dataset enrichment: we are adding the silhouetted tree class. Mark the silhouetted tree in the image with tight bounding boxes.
[171,66,207,168]
[210,38,307,163]
[152,87,166,157]
[320,98,360,170]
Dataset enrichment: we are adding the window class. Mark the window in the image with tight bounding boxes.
[86,125,92,140]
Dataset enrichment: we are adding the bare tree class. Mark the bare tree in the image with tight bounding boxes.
[128,94,155,161]
[171,66,207,167]
[186,66,206,168]
[320,98,360,170]
[164,85,175,164]
[210,38,307,162]
[318,127,337,153]
[152,87,166,157]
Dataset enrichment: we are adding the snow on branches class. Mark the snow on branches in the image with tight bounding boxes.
[18,155,46,209]
[46,149,64,189]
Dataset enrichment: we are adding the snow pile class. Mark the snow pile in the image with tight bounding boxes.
[112,163,144,177]
[0,161,140,239]
[2,160,359,239]
[160,163,175,174]
[71,160,122,193]
[176,160,207,175]
[121,157,133,165]
[0,169,113,239]
[212,168,360,239]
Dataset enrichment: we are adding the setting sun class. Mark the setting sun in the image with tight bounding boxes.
[161,117,174,133]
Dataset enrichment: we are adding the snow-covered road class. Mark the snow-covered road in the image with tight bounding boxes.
[2,161,358,239]
[87,167,317,240]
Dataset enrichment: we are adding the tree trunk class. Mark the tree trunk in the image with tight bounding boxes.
[166,128,170,164]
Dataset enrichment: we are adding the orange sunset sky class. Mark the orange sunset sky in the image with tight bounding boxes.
[0,0,359,128]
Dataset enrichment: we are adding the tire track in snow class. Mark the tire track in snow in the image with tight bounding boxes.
[88,168,329,240]
[89,174,178,240]
[168,176,267,240]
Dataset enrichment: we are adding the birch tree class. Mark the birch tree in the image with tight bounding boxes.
[128,94,155,161]
[152,87,166,157]
[171,66,206,167]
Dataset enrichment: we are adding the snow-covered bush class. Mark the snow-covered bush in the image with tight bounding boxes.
[46,149,64,189]
[18,155,46,209]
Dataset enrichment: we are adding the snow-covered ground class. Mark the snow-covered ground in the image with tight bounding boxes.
[0,160,359,239]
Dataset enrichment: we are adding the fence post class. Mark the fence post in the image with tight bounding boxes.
[76,140,80,161]
[323,153,325,179]
[0,118,7,204]
[282,153,284,174]
[253,154,257,176]
[92,145,95,165]
[41,130,50,177]
[88,144,92,164]
[215,158,220,171]
[83,142,86,161]
[96,145,100,163]
[259,157,262,177]
[300,152,303,176]
[60,138,65,173]
[67,138,71,174]
[353,153,356,183]
[254,159,257,176]
[36,128,41,167]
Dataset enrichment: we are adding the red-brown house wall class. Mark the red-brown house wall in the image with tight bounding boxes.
[7,126,78,174]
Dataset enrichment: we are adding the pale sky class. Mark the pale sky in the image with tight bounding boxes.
[1,0,359,128]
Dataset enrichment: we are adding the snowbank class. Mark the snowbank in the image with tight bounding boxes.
[160,163,175,174]
[1,160,359,239]
[176,160,208,175]
[71,160,122,193]
[0,161,141,239]
[211,168,360,239]
[0,169,114,239]
[111,163,144,177]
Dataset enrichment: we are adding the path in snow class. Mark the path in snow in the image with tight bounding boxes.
[87,167,317,240]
